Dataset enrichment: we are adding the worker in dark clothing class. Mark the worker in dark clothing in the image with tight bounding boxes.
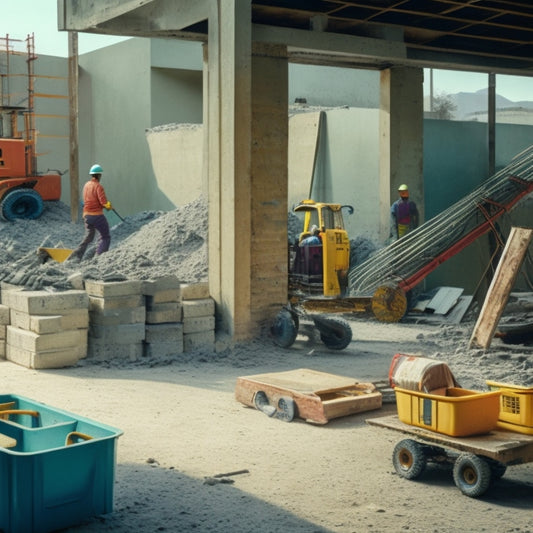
[71,164,113,260]
[390,184,419,240]
[300,225,321,246]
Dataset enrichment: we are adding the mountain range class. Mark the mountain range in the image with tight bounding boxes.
[445,88,533,120]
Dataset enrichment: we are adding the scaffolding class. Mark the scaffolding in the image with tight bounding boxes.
[1,34,42,176]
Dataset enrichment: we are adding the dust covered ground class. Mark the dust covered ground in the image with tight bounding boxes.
[3,318,533,533]
[1,200,533,532]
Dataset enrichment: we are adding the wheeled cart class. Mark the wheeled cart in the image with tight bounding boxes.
[367,414,533,498]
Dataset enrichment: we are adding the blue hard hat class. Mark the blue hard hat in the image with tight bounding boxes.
[89,164,103,175]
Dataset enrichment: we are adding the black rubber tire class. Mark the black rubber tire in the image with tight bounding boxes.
[1,189,44,221]
[392,439,427,480]
[453,453,492,498]
[271,309,298,348]
[313,315,353,350]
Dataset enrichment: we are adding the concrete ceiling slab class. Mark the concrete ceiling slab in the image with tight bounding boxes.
[58,0,533,74]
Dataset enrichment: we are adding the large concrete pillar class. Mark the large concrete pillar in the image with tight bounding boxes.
[206,1,288,339]
[249,43,289,330]
[379,67,424,240]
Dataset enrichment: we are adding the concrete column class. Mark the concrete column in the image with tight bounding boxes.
[206,0,252,338]
[379,67,424,240]
[206,3,289,339]
[250,43,289,330]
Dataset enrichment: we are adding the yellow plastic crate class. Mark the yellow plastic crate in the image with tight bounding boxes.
[486,380,533,434]
[395,386,501,437]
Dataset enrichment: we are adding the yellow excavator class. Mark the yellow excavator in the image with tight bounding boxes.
[271,199,358,350]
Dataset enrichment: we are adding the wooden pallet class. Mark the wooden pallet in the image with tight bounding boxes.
[235,368,382,424]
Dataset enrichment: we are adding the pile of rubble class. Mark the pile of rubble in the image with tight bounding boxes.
[0,197,209,291]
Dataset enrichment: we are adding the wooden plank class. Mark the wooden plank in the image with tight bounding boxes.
[367,414,533,464]
[235,368,382,424]
[469,227,533,349]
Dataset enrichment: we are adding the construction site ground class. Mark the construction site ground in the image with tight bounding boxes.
[3,313,533,533]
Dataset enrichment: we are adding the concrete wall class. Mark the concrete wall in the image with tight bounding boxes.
[77,38,203,216]
[151,68,203,126]
[79,39,153,215]
[145,124,204,206]
[423,119,533,292]
[287,111,321,208]
[289,64,379,108]
[310,108,380,240]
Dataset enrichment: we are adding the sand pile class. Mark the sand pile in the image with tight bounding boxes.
[0,197,208,290]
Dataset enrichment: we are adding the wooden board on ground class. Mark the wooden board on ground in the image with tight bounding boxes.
[235,368,382,424]
[367,414,533,464]
[469,227,533,349]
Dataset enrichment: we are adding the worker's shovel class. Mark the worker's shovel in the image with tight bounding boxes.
[112,208,126,222]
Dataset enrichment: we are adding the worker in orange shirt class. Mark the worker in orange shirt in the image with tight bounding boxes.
[71,164,113,261]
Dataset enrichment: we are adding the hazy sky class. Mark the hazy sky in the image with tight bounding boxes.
[3,0,532,102]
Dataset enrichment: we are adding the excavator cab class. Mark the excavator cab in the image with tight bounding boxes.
[289,199,352,297]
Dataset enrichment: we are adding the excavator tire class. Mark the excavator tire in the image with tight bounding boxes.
[1,189,44,221]
[271,309,298,348]
[313,315,353,350]
[371,282,407,323]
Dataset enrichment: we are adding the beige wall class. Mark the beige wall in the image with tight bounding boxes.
[78,38,203,216]
[145,125,204,206]
[288,111,322,208]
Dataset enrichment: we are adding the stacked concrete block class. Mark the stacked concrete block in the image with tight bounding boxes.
[181,282,215,352]
[86,280,145,361]
[0,305,9,358]
[2,289,89,369]
[143,276,183,358]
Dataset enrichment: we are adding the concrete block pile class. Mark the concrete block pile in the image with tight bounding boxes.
[0,278,216,369]
[1,289,89,369]
[143,276,183,358]
[181,282,215,352]
[86,280,146,361]
[0,304,9,358]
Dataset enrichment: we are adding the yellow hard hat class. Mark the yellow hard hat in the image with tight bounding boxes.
[398,184,408,191]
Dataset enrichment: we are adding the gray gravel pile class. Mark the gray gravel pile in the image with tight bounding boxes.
[0,196,208,291]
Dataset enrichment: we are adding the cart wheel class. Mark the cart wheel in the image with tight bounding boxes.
[453,453,492,497]
[392,439,427,479]
[271,309,298,348]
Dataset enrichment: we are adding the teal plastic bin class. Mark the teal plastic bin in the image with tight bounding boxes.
[0,394,123,533]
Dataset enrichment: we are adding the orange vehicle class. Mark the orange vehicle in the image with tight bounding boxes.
[0,134,61,221]
[0,35,61,221]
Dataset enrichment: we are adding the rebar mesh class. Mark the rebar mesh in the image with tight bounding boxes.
[348,144,533,297]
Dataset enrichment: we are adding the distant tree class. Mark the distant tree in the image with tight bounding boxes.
[432,92,457,120]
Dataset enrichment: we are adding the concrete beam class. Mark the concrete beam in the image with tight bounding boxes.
[253,24,406,66]
[58,0,154,30]
[58,0,209,34]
